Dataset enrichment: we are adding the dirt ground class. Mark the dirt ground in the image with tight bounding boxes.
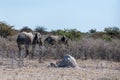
[0,58,120,80]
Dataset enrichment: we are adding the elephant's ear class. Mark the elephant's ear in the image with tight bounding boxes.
[32,33,38,44]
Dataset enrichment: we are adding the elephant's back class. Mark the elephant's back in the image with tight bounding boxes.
[17,33,31,45]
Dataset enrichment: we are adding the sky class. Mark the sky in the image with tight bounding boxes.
[0,0,120,32]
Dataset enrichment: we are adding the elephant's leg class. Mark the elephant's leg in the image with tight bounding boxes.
[31,45,36,58]
[18,45,22,58]
[25,45,29,58]
[18,44,24,67]
[39,50,46,63]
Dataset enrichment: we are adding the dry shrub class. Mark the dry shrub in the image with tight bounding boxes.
[0,36,18,59]
[69,38,120,61]
[41,38,120,61]
[0,36,18,68]
[0,35,120,62]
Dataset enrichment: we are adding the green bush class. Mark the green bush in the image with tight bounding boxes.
[52,29,81,40]
[0,21,14,38]
[102,34,112,41]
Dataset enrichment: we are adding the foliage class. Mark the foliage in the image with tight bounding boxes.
[104,27,120,35]
[89,29,96,33]
[102,34,112,41]
[34,26,47,34]
[89,32,104,38]
[20,26,32,32]
[52,29,81,40]
[0,21,14,38]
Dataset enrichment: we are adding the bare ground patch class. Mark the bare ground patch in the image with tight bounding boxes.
[0,59,119,80]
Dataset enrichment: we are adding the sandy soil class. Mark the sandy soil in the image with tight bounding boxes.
[0,59,120,80]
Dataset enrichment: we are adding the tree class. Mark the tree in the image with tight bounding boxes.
[104,27,120,35]
[20,26,32,32]
[34,26,47,34]
[89,29,96,33]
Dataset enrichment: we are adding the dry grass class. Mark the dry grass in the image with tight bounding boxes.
[0,35,120,80]
[0,58,119,80]
[0,35,120,61]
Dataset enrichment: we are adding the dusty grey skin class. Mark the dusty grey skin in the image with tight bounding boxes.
[44,35,69,47]
[57,55,78,68]
[16,32,42,59]
[50,55,78,68]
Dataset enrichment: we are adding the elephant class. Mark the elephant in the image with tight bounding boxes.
[44,35,69,46]
[56,54,78,68]
[49,54,79,68]
[16,31,42,59]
